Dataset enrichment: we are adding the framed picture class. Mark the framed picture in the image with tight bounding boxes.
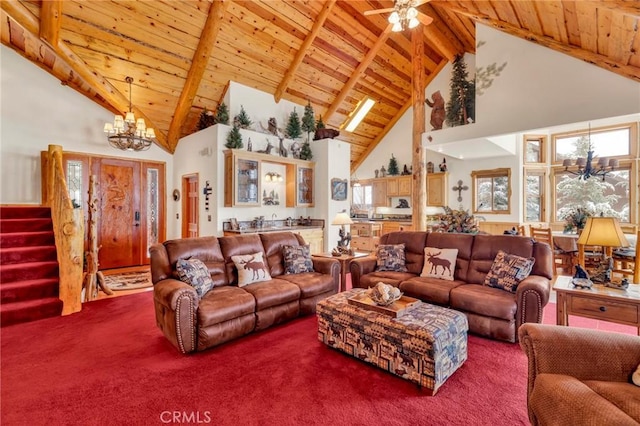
[331,178,348,201]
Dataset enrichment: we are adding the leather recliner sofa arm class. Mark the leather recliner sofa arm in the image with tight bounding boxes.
[311,257,341,293]
[153,278,199,354]
[519,323,640,387]
[349,256,377,288]
[515,275,551,326]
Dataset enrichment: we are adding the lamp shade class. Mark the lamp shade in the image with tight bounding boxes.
[576,217,630,248]
[331,212,353,226]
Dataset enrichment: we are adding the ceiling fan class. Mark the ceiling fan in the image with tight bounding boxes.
[364,0,433,32]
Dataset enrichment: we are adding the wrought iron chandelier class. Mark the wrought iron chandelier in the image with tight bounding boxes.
[562,125,618,181]
[388,0,419,32]
[103,77,155,151]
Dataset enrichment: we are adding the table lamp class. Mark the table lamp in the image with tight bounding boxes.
[577,216,629,288]
[331,210,353,255]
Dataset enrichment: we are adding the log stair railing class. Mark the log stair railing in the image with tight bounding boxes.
[42,144,84,314]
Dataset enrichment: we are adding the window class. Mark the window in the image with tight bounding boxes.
[523,169,545,222]
[472,168,511,214]
[523,135,546,164]
[352,181,372,210]
[550,123,636,224]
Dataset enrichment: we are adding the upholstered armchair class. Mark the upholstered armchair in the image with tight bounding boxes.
[519,323,640,426]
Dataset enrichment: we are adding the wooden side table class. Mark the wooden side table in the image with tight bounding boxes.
[314,252,369,292]
[553,275,640,335]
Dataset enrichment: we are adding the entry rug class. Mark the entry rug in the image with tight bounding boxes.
[103,271,152,291]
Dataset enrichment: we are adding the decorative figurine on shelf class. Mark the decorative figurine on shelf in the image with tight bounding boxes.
[427,162,434,173]
[396,199,410,208]
[401,164,411,175]
[439,158,447,172]
[425,90,445,130]
[375,169,379,178]
[380,165,386,177]
[247,138,252,152]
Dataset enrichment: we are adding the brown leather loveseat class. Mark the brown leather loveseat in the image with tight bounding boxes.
[150,232,339,353]
[350,231,553,342]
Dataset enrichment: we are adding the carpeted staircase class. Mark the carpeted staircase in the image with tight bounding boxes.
[0,206,62,327]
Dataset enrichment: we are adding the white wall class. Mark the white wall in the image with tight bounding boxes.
[354,23,640,223]
[0,46,173,205]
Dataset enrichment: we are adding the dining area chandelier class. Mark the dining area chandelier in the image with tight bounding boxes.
[103,77,155,151]
[561,125,618,181]
[388,0,420,32]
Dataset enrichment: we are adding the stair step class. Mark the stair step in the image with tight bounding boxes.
[0,278,59,303]
[0,297,63,327]
[0,206,50,219]
[0,231,55,247]
[0,218,53,233]
[0,245,57,264]
[0,261,59,283]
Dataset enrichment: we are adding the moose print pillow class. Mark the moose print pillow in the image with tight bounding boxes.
[420,247,458,281]
[231,252,272,287]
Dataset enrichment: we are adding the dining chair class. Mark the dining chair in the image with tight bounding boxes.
[517,225,526,236]
[612,230,639,283]
[529,226,572,276]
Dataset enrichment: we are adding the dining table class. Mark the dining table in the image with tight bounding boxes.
[552,231,637,271]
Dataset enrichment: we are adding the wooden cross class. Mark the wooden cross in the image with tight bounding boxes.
[452,180,468,202]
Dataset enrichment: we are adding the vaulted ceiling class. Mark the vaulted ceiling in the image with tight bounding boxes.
[2,1,639,171]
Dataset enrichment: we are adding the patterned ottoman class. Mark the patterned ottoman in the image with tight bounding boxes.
[316,289,468,395]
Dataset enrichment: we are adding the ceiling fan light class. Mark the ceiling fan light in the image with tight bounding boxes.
[388,11,400,24]
[408,17,419,28]
[392,22,403,32]
[406,7,418,19]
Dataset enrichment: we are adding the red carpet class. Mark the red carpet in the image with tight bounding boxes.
[2,287,635,426]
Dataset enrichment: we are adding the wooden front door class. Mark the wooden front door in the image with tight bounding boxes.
[182,174,199,238]
[93,158,142,269]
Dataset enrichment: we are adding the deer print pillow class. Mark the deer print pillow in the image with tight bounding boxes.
[484,250,535,293]
[231,252,272,287]
[421,247,458,281]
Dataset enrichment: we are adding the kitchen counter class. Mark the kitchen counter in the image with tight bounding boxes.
[223,225,323,234]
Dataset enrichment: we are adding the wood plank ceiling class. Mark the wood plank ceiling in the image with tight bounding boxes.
[2,1,639,171]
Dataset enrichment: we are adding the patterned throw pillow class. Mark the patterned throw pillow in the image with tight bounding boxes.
[283,245,314,274]
[484,250,535,293]
[231,252,272,287]
[420,247,458,281]
[376,244,408,272]
[175,258,214,298]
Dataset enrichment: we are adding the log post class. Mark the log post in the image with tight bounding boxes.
[83,175,112,301]
[412,28,426,231]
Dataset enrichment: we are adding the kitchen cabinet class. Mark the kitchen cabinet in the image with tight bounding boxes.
[381,221,414,235]
[286,163,314,207]
[427,172,448,207]
[224,150,261,207]
[372,179,387,207]
[351,222,381,252]
[224,149,314,207]
[295,228,323,254]
[385,176,412,197]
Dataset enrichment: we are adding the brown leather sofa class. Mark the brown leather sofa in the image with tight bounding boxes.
[519,323,640,425]
[350,231,553,342]
[150,232,339,353]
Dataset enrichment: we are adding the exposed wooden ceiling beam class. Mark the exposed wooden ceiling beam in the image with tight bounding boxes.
[590,0,640,17]
[1,0,172,152]
[39,0,61,48]
[350,58,448,173]
[167,0,228,151]
[274,0,336,103]
[323,24,393,125]
[448,5,640,82]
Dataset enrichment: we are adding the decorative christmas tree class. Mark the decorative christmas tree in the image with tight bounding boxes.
[300,141,313,160]
[301,101,316,142]
[215,102,229,125]
[445,55,475,127]
[225,125,243,149]
[316,115,325,130]
[197,108,216,130]
[285,108,302,139]
[234,105,252,129]
[388,154,399,176]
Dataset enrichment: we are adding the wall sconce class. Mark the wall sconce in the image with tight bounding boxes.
[265,172,283,182]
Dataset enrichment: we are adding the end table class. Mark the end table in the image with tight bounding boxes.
[314,252,369,292]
